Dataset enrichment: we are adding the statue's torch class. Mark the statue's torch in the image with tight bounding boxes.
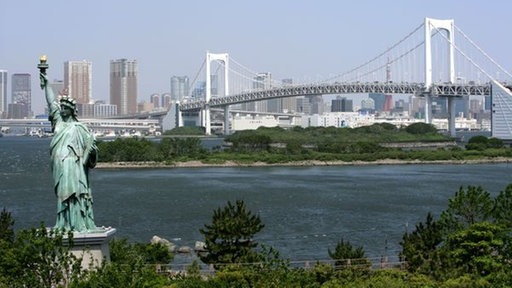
[38,55,49,89]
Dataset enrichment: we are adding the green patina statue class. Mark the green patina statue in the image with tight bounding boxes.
[39,55,98,232]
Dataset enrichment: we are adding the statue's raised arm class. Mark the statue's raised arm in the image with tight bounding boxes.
[38,55,56,108]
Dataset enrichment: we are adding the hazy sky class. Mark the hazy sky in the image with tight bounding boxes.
[1,0,511,114]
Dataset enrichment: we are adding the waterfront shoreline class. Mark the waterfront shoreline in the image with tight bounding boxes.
[96,157,512,169]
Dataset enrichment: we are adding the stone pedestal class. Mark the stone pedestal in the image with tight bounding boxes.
[66,227,117,269]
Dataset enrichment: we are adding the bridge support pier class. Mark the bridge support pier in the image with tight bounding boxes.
[448,97,456,138]
[202,105,211,135]
[223,106,230,135]
[424,94,432,124]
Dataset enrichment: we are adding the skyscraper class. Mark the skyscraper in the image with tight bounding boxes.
[331,96,353,112]
[10,73,31,118]
[369,93,386,112]
[243,72,272,112]
[0,70,7,118]
[150,93,160,108]
[110,59,137,115]
[281,78,296,113]
[64,60,92,104]
[170,76,189,101]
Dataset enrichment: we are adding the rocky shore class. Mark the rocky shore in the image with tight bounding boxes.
[95,157,512,169]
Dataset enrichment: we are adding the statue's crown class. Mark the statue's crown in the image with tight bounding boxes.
[59,95,78,116]
[59,95,76,107]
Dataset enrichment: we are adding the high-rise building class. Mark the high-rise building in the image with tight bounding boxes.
[137,101,154,113]
[161,93,172,108]
[331,96,353,112]
[307,95,324,115]
[110,59,137,115]
[361,98,375,110]
[369,93,386,111]
[150,93,160,108]
[296,97,311,114]
[10,73,31,118]
[281,78,296,113]
[242,72,272,112]
[49,79,65,98]
[93,101,117,118]
[170,76,189,101]
[0,70,7,118]
[64,60,92,104]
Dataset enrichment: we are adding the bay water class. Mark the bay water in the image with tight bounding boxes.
[1,136,511,264]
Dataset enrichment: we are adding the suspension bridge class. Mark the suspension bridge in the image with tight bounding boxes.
[165,17,512,139]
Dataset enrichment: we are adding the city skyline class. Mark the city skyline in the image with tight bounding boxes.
[1,0,511,115]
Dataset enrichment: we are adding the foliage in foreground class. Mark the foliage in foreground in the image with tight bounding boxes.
[400,184,512,285]
[2,184,512,287]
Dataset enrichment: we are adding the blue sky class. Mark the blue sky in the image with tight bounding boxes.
[1,0,511,114]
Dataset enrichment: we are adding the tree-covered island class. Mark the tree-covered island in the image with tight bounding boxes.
[95,123,512,168]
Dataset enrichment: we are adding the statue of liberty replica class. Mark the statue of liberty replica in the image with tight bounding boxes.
[39,55,98,232]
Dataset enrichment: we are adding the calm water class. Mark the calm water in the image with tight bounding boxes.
[1,136,511,263]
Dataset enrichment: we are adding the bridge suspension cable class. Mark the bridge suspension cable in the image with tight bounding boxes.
[188,59,206,96]
[432,24,506,83]
[321,22,425,84]
[454,25,512,81]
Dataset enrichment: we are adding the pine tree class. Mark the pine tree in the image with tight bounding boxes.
[199,200,264,268]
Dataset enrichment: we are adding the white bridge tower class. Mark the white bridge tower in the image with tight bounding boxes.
[203,52,229,135]
[424,17,456,136]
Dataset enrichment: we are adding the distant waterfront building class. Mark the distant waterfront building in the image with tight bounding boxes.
[49,79,65,98]
[110,59,138,115]
[190,81,205,99]
[307,95,324,114]
[10,73,31,118]
[170,76,189,101]
[77,103,95,118]
[231,115,279,131]
[301,112,374,128]
[331,96,353,112]
[64,60,92,104]
[209,74,218,97]
[93,101,117,118]
[0,70,7,118]
[150,93,160,108]
[161,93,172,108]
[296,97,311,114]
[361,98,375,110]
[242,72,272,112]
[369,93,390,112]
[410,96,425,118]
[281,78,297,113]
[137,101,154,113]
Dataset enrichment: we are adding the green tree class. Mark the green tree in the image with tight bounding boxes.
[439,185,493,234]
[1,225,83,288]
[328,238,371,270]
[76,238,171,287]
[163,126,205,135]
[199,200,264,269]
[400,212,443,274]
[109,238,173,265]
[0,208,14,243]
[404,122,438,134]
[493,184,512,228]
[442,221,507,277]
[465,135,489,150]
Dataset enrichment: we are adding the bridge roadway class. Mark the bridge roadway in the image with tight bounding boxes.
[179,82,491,111]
